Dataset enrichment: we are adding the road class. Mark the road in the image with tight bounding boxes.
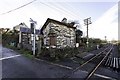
[1,45,71,78]
[110,45,119,57]
[1,44,120,79]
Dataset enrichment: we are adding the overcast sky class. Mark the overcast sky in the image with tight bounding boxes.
[0,0,119,41]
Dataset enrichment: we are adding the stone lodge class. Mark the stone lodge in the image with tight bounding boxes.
[41,18,76,48]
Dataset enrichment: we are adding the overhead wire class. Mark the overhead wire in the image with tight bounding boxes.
[47,3,76,18]
[0,0,82,27]
[63,3,82,18]
[47,2,82,29]
[48,2,80,19]
[44,2,84,30]
[0,0,80,20]
[0,0,37,15]
[38,2,82,29]
[39,2,77,19]
[65,3,84,26]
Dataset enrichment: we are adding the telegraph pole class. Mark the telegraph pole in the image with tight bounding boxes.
[30,18,37,56]
[105,36,107,41]
[84,17,92,47]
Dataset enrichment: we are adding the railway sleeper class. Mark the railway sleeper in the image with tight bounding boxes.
[118,58,120,72]
[107,57,112,67]
[115,58,119,69]
[110,57,113,68]
[112,58,119,72]
[105,57,120,72]
[113,57,116,68]
[104,57,111,66]
[115,58,119,72]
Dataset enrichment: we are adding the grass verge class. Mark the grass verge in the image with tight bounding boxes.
[5,44,34,59]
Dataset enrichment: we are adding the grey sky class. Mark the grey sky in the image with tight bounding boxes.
[0,0,118,40]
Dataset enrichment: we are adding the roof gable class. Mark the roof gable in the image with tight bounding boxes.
[13,22,28,31]
[41,18,76,32]
[20,27,40,35]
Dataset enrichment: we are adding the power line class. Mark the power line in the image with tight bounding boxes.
[47,2,80,19]
[53,3,80,18]
[1,1,82,27]
[40,2,72,17]
[45,2,82,28]
[1,0,80,20]
[0,0,37,15]
[64,3,82,18]
[40,2,80,20]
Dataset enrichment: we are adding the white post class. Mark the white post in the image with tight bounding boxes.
[19,31,21,43]
[30,18,37,56]
[33,24,36,56]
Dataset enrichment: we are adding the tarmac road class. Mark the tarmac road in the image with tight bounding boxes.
[1,44,119,79]
[1,45,71,78]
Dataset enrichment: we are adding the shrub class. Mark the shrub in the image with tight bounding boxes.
[40,47,79,61]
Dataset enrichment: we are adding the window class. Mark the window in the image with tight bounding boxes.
[49,36,56,46]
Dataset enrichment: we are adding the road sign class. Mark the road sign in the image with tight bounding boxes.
[30,18,37,56]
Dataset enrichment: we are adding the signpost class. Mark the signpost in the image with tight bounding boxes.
[30,18,37,56]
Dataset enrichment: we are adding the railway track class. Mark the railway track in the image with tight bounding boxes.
[85,46,113,80]
[63,44,120,79]
[73,45,113,71]
[104,55,120,72]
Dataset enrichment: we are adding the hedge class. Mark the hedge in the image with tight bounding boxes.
[40,47,79,61]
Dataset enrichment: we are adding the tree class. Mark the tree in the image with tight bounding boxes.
[76,29,83,44]
[2,28,19,46]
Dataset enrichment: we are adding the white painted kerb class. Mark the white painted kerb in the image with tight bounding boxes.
[0,55,21,61]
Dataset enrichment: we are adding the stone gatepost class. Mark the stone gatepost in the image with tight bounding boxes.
[37,35,43,57]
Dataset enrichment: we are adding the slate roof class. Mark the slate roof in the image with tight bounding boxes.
[20,27,40,35]
[41,18,76,33]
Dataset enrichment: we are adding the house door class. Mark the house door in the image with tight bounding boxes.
[49,36,56,46]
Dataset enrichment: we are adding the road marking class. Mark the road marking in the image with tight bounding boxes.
[35,58,73,70]
[94,74,117,80]
[78,70,117,80]
[0,55,21,60]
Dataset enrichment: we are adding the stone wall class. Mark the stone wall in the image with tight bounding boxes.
[43,22,76,48]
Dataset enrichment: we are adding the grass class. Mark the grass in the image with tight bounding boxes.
[5,44,34,59]
[22,53,34,59]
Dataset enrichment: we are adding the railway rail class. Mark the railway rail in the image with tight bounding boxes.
[73,46,111,72]
[63,44,120,79]
[85,45,113,80]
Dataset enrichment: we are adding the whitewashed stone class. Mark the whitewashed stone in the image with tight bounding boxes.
[43,22,76,48]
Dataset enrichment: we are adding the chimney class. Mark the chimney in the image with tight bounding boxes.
[61,18,67,23]
[70,22,75,26]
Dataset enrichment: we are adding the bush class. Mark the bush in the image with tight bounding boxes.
[41,47,50,56]
[5,44,33,58]
[40,47,79,61]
